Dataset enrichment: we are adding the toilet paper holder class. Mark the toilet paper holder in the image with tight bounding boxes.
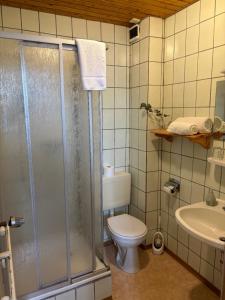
[163,178,180,194]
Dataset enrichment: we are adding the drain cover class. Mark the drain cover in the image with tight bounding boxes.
[219,237,225,242]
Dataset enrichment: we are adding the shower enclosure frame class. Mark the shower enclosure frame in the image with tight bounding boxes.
[0,31,105,299]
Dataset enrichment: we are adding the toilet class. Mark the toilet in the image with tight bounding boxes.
[103,172,147,273]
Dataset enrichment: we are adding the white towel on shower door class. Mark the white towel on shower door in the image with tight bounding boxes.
[76,39,106,90]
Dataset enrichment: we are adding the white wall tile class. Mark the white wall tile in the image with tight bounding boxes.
[103,149,114,166]
[196,79,211,107]
[131,42,140,66]
[149,86,161,107]
[140,38,149,63]
[21,9,39,32]
[103,109,114,129]
[115,88,126,108]
[72,18,87,38]
[164,61,174,85]
[188,250,200,272]
[2,6,21,29]
[199,19,214,51]
[95,277,112,300]
[178,243,188,262]
[39,12,56,34]
[191,182,204,204]
[115,129,126,148]
[76,283,94,300]
[115,25,127,44]
[165,15,175,37]
[103,88,114,108]
[140,17,149,39]
[149,62,162,85]
[56,290,75,300]
[185,54,198,82]
[56,15,72,37]
[164,85,173,107]
[106,43,115,65]
[164,36,174,61]
[115,44,127,66]
[140,62,148,85]
[87,20,101,40]
[201,244,215,265]
[200,260,214,283]
[212,45,225,77]
[174,31,186,59]
[174,58,185,83]
[200,0,216,21]
[115,66,126,87]
[115,109,126,128]
[184,82,196,107]
[187,1,200,27]
[101,23,114,43]
[103,130,114,149]
[106,66,115,87]
[189,236,201,255]
[149,37,162,62]
[175,9,187,33]
[173,83,184,107]
[214,13,225,47]
[149,17,163,37]
[197,49,213,80]
[186,25,199,55]
[216,0,225,14]
[181,156,193,180]
[115,148,126,167]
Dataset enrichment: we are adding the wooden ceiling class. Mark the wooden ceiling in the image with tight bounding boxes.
[0,0,199,26]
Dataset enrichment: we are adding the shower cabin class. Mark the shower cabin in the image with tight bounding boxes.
[0,32,106,299]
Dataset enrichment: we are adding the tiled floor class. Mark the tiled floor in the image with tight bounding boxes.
[104,245,220,300]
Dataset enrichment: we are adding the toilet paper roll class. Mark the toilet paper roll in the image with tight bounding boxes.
[163,185,175,194]
[104,165,115,177]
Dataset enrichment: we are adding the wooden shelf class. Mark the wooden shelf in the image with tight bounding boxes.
[150,128,224,149]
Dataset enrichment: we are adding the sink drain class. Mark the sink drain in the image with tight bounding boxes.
[219,237,225,242]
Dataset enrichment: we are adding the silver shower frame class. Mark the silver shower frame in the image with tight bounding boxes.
[0,31,104,299]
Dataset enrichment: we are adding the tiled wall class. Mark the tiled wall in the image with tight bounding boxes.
[0,5,130,173]
[161,0,225,290]
[129,16,164,244]
[44,275,112,300]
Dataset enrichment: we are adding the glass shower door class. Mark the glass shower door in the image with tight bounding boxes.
[0,38,39,296]
[62,48,94,276]
[21,43,68,287]
[0,38,97,298]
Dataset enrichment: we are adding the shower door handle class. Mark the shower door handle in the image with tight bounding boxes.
[0,217,24,228]
[9,216,24,228]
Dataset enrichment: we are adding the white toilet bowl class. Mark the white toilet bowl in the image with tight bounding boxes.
[107,214,147,273]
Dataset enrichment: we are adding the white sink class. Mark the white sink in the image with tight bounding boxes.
[175,199,225,249]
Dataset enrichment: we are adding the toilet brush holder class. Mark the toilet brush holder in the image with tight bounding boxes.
[152,231,164,255]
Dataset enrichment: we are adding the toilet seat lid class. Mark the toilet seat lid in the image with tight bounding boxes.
[107,214,147,238]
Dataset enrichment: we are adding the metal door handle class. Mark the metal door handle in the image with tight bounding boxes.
[0,217,24,228]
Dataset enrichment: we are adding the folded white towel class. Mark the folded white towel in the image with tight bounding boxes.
[167,121,198,135]
[76,39,106,90]
[175,117,213,133]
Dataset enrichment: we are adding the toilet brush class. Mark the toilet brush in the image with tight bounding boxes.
[152,231,164,255]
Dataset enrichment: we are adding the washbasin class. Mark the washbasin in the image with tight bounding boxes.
[175,199,225,249]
